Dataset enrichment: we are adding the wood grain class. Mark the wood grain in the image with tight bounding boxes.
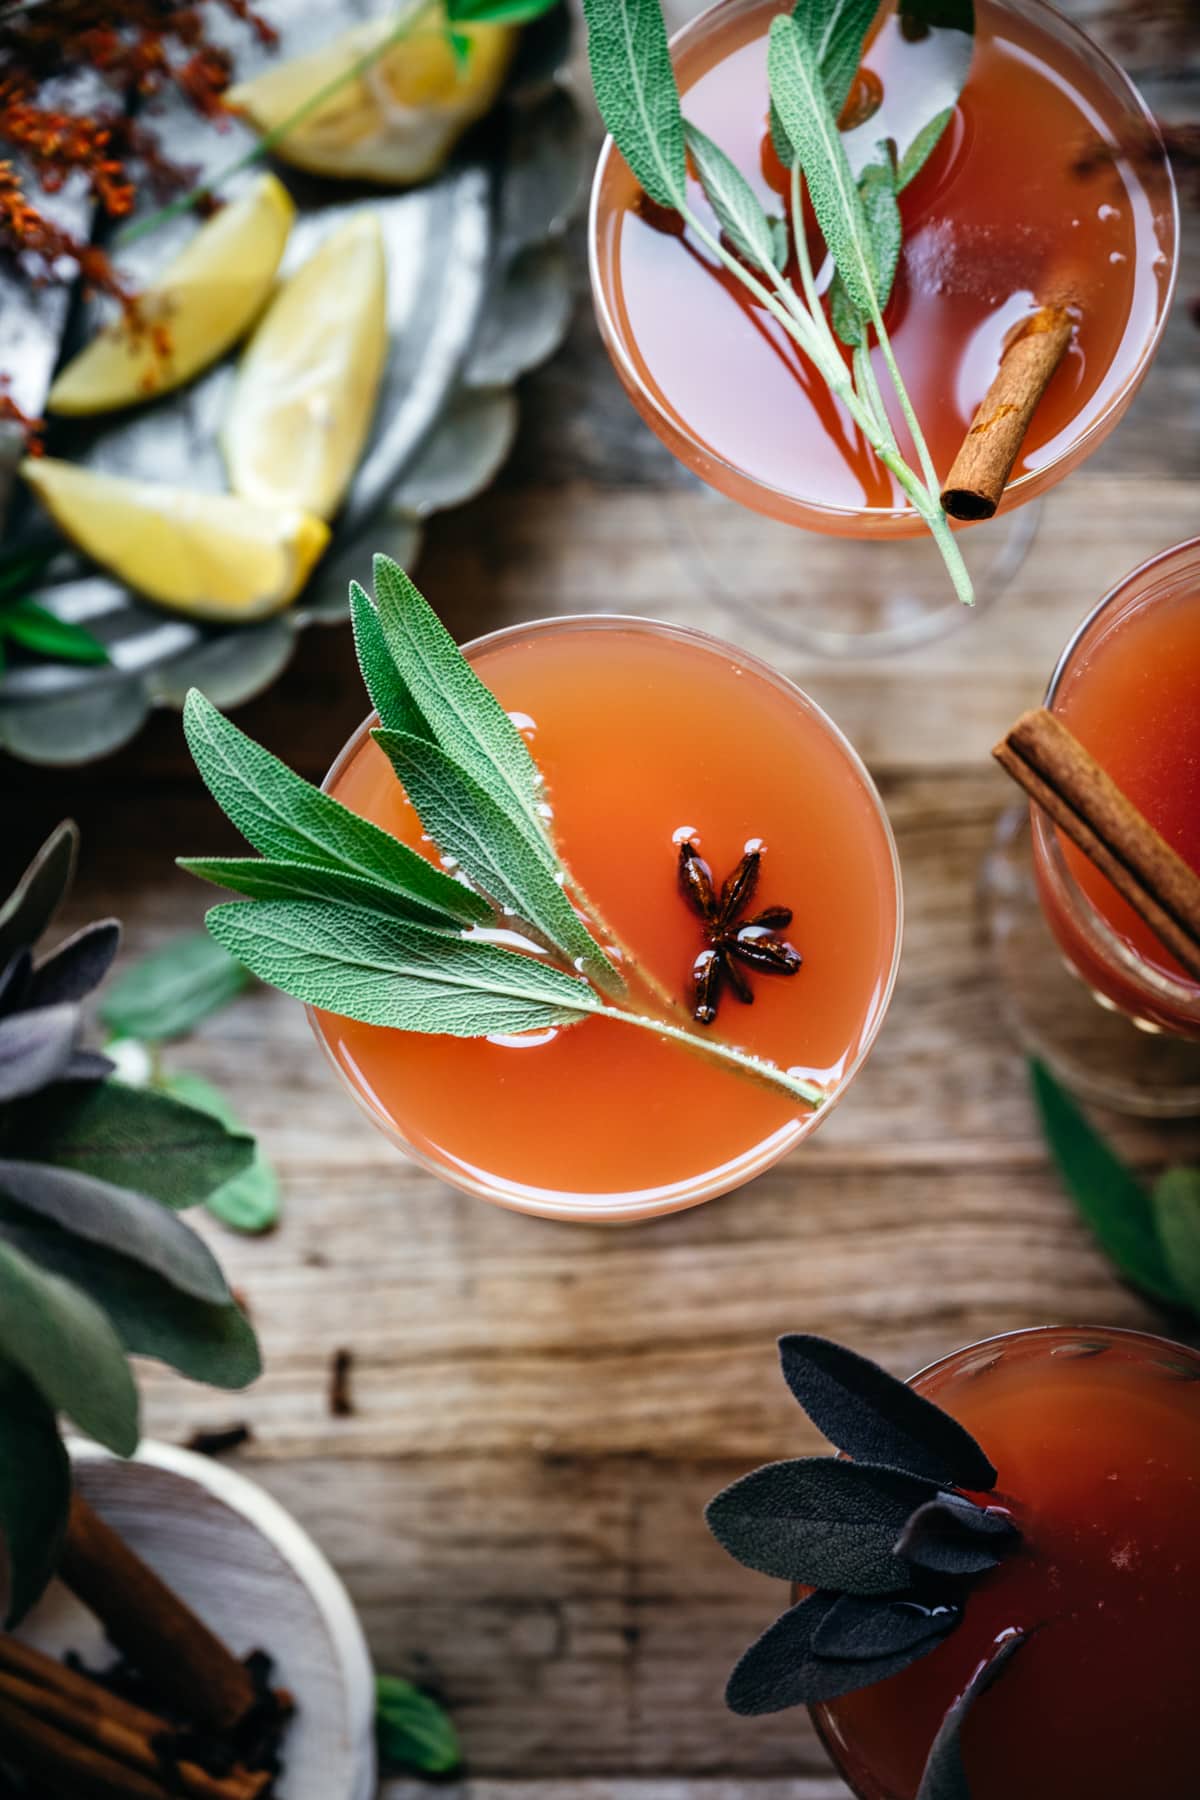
[1,1,1197,1791]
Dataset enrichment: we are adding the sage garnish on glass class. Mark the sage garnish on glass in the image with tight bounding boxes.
[0,823,260,1625]
[179,555,825,1110]
[581,0,977,604]
[706,1334,1019,1793]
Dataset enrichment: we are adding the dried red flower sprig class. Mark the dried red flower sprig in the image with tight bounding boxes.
[0,0,276,436]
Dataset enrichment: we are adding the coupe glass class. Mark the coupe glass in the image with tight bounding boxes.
[307,614,902,1221]
[588,0,1178,656]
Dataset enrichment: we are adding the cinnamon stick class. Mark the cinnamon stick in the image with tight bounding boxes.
[941,306,1073,520]
[0,1664,269,1800]
[0,1688,176,1800]
[58,1495,259,1735]
[993,707,1200,980]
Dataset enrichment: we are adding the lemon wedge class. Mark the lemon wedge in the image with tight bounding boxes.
[222,213,388,522]
[20,458,328,622]
[47,174,295,417]
[225,8,516,186]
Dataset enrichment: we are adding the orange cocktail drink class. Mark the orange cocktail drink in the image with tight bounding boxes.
[814,1326,1200,1799]
[1031,539,1200,1040]
[590,0,1176,539]
[311,617,900,1219]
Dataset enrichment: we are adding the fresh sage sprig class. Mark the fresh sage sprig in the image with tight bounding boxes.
[181,555,825,1111]
[581,0,976,604]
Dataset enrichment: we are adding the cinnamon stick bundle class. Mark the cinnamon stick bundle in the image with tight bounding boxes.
[993,707,1200,980]
[941,307,1073,520]
[58,1495,259,1735]
[0,1637,269,1800]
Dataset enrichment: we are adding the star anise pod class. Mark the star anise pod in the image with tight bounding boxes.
[677,839,802,1025]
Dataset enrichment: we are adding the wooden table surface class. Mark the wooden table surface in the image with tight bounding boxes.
[4,3,1199,1793]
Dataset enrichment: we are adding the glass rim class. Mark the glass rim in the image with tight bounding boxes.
[1033,534,1200,1016]
[907,1319,1200,1391]
[307,610,904,1222]
[587,0,1180,531]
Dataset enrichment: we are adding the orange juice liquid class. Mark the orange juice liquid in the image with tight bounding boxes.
[591,0,1174,531]
[1031,563,1200,1036]
[817,1330,1200,1800]
[1048,586,1200,974]
[314,620,899,1214]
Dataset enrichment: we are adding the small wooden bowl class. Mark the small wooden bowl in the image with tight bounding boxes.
[18,1440,376,1800]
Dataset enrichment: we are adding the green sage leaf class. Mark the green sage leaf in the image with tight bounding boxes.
[159,1072,279,1237]
[0,600,108,666]
[897,105,954,189]
[830,150,901,347]
[580,0,687,212]
[0,1237,138,1455]
[684,121,780,274]
[100,930,252,1043]
[179,854,483,932]
[771,0,880,166]
[369,557,552,856]
[799,0,884,117]
[1151,1168,1200,1317]
[0,1160,232,1305]
[0,821,78,964]
[206,900,594,1038]
[768,16,880,321]
[7,1080,255,1211]
[349,580,426,740]
[1030,1059,1179,1307]
[182,689,484,928]
[373,729,616,986]
[0,1362,70,1627]
[0,1211,259,1391]
[375,1676,462,1776]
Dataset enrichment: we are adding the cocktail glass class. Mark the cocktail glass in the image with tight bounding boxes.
[983,536,1200,1114]
[588,0,1178,656]
[308,613,902,1220]
[812,1324,1200,1799]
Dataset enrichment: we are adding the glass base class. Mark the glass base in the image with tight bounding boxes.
[676,493,1042,659]
[982,808,1200,1117]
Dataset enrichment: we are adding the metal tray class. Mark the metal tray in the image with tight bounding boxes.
[0,4,581,764]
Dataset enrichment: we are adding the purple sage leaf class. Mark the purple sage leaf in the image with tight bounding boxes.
[916,1631,1029,1800]
[779,1335,998,1490]
[726,1589,950,1716]
[812,1591,961,1663]
[705,1457,937,1593]
[0,951,32,1017]
[0,823,78,966]
[896,1493,1020,1577]
[27,920,121,1009]
[0,1004,80,1103]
